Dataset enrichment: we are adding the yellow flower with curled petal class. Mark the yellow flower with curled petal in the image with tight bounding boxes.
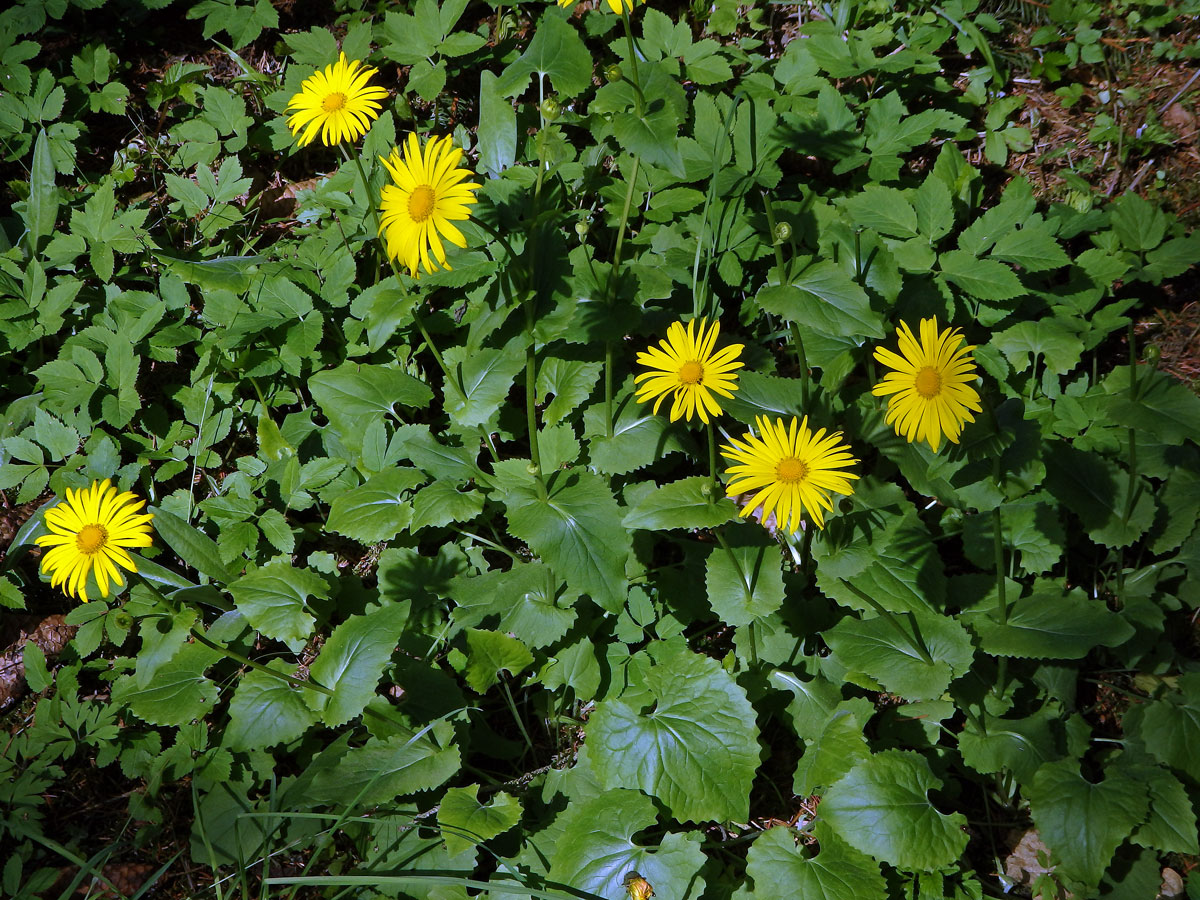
[285,52,389,148]
[634,318,744,425]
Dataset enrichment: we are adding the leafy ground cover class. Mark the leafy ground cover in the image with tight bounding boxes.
[2,0,1200,897]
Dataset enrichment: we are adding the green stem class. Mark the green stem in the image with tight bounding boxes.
[844,582,935,666]
[500,674,535,755]
[760,191,787,278]
[603,153,642,439]
[1124,321,1139,518]
[789,322,810,407]
[189,627,334,697]
[604,342,615,440]
[707,420,720,500]
[620,10,646,115]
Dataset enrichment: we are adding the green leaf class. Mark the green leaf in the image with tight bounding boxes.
[548,789,706,900]
[225,661,318,750]
[913,174,953,242]
[1110,190,1166,252]
[309,364,432,436]
[229,560,329,650]
[756,264,884,340]
[26,128,57,253]
[411,480,485,531]
[958,707,1062,785]
[842,186,918,238]
[112,643,219,727]
[994,319,1084,375]
[496,8,593,98]
[462,628,533,693]
[824,609,974,701]
[820,749,969,870]
[504,471,629,613]
[442,345,526,430]
[966,582,1134,659]
[584,390,694,476]
[623,477,738,531]
[940,250,1025,301]
[1106,367,1200,446]
[989,220,1071,272]
[437,785,523,857]
[478,71,516,176]
[741,824,885,900]
[22,641,50,693]
[307,604,408,726]
[1042,442,1155,548]
[705,538,785,627]
[793,705,873,795]
[326,468,424,544]
[1130,767,1199,856]
[587,643,759,823]
[1139,672,1200,781]
[537,358,602,427]
[1142,234,1200,283]
[450,562,575,649]
[305,729,461,806]
[150,506,238,583]
[1028,759,1149,889]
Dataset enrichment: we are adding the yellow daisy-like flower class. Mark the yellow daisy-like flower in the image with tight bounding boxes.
[34,480,154,603]
[285,52,389,148]
[871,317,982,452]
[722,415,859,532]
[634,318,744,424]
[557,0,644,14]
[379,133,481,277]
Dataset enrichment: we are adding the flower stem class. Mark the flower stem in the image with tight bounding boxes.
[603,153,642,439]
[620,10,646,115]
[707,420,720,501]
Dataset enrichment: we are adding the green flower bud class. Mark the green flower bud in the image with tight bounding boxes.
[604,64,623,83]
[575,220,590,237]
[526,462,541,476]
[1142,343,1161,366]
[774,221,792,242]
[540,97,561,120]
[111,610,134,630]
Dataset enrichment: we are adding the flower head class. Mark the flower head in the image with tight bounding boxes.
[286,52,389,148]
[634,318,744,424]
[557,0,644,15]
[35,479,154,603]
[871,317,982,452]
[379,133,481,277]
[722,415,859,532]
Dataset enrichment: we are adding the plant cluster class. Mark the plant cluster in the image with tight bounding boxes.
[2,0,1199,897]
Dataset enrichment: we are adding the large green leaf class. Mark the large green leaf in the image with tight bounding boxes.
[548,789,706,900]
[705,538,785,626]
[842,185,917,238]
[587,643,760,823]
[112,642,219,727]
[1028,759,1149,890]
[993,319,1084,376]
[793,705,872,795]
[26,128,58,253]
[989,219,1070,272]
[225,661,317,750]
[463,628,534,693]
[940,250,1024,301]
[504,471,629,613]
[740,824,885,900]
[1130,766,1199,856]
[965,582,1134,659]
[228,560,329,650]
[151,506,238,583]
[957,706,1063,785]
[309,363,432,435]
[326,468,424,543]
[623,477,738,531]
[756,265,884,340]
[820,750,968,870]
[1137,672,1200,781]
[442,345,526,430]
[1042,442,1156,548]
[304,729,461,806]
[1105,367,1200,446]
[496,8,593,98]
[437,785,523,857]
[450,562,575,649]
[478,71,516,176]
[824,609,974,701]
[307,603,408,726]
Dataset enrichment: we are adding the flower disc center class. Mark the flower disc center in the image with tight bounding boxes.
[677,360,704,385]
[408,185,437,223]
[322,92,348,112]
[76,524,108,555]
[775,456,809,484]
[915,366,942,399]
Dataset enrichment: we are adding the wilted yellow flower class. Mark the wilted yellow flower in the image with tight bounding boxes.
[286,52,389,148]
[871,317,982,452]
[722,415,859,532]
[378,133,481,277]
[35,480,154,603]
[634,318,744,424]
[623,873,654,900]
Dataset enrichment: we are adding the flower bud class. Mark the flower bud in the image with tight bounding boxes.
[700,481,714,497]
[575,220,590,237]
[526,462,541,476]
[1142,343,1161,366]
[111,610,134,630]
[774,221,792,242]
[604,64,623,83]
[540,97,561,120]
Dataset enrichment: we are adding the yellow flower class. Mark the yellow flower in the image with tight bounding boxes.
[379,133,481,277]
[558,0,644,14]
[722,415,859,532]
[634,318,744,424]
[35,479,154,603]
[285,52,389,148]
[623,873,654,900]
[871,317,982,452]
